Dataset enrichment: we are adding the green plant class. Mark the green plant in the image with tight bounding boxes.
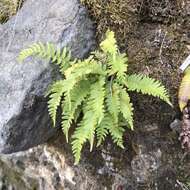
[18,31,171,164]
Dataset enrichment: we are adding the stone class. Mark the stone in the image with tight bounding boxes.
[0,124,186,190]
[0,0,95,154]
[0,143,99,190]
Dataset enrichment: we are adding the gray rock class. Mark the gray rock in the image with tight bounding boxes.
[0,0,95,153]
[0,144,99,190]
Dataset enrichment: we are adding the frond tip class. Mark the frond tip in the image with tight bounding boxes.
[100,30,117,55]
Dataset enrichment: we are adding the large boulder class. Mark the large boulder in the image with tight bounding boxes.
[0,0,95,154]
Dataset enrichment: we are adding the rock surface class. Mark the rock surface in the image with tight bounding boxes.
[0,143,100,190]
[0,125,188,190]
[0,0,95,154]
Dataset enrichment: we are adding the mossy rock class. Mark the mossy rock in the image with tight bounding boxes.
[0,0,23,23]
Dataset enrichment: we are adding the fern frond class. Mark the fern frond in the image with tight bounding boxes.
[61,80,91,142]
[106,82,120,124]
[62,59,106,106]
[47,80,65,126]
[96,113,110,147]
[18,43,72,74]
[108,53,128,81]
[100,30,117,55]
[106,113,125,148]
[85,77,106,150]
[18,42,55,62]
[71,110,96,164]
[104,82,124,147]
[119,88,134,130]
[109,125,125,148]
[64,58,105,78]
[54,48,73,75]
[18,30,172,164]
[126,74,172,106]
[71,77,106,163]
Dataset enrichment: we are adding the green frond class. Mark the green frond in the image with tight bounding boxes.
[106,82,120,123]
[106,113,125,148]
[18,43,72,75]
[64,57,105,78]
[105,83,125,148]
[61,80,91,142]
[91,50,107,64]
[100,30,117,55]
[85,77,106,150]
[47,80,65,126]
[71,77,106,163]
[119,88,134,130]
[108,53,128,81]
[18,42,55,62]
[54,48,73,75]
[71,110,96,164]
[109,125,125,148]
[73,106,82,123]
[62,59,106,104]
[126,74,172,106]
[96,113,110,147]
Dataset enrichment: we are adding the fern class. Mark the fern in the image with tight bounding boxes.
[126,74,172,106]
[100,30,117,55]
[19,30,172,164]
[119,87,134,130]
[18,42,72,75]
[85,76,105,150]
[61,80,91,142]
[106,83,120,124]
[96,114,110,147]
[46,80,65,126]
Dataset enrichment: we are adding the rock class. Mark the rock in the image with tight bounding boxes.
[0,0,95,154]
[131,150,162,183]
[0,123,186,190]
[0,143,100,190]
[170,119,182,133]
